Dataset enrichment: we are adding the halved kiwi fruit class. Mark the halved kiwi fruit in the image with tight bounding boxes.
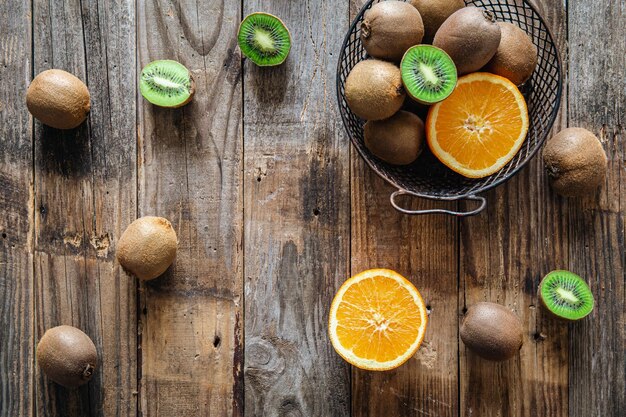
[140,60,195,108]
[539,270,594,321]
[401,45,457,105]
[238,12,291,66]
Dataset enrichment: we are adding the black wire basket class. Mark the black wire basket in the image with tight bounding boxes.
[337,0,562,216]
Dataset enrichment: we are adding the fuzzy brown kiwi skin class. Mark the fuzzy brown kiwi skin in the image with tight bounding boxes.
[361,1,424,62]
[345,59,405,121]
[460,302,524,361]
[484,22,538,85]
[36,325,98,388]
[364,111,425,165]
[543,128,608,197]
[26,69,91,129]
[117,216,178,281]
[410,0,465,44]
[433,7,501,75]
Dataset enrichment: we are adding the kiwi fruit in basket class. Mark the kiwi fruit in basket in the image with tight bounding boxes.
[345,59,405,121]
[117,216,178,281]
[410,0,465,43]
[26,69,91,130]
[401,45,457,105]
[485,22,538,85]
[361,1,424,62]
[364,110,425,165]
[140,60,195,108]
[543,128,608,197]
[238,12,291,66]
[433,7,501,75]
[37,325,98,387]
[539,270,594,321]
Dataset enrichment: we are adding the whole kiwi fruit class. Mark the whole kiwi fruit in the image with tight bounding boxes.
[543,128,608,197]
[410,0,465,43]
[485,22,538,85]
[36,325,98,387]
[460,302,523,361]
[26,69,91,129]
[433,7,501,75]
[364,111,425,165]
[345,59,405,121]
[117,216,178,281]
[361,1,424,62]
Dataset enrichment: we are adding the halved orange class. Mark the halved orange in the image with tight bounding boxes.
[426,72,529,178]
[328,269,428,371]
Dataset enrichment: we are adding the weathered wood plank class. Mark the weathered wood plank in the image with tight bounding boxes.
[350,171,459,417]
[136,1,243,416]
[458,0,570,416]
[242,1,351,416]
[0,1,34,416]
[349,0,459,415]
[32,0,137,416]
[567,0,625,415]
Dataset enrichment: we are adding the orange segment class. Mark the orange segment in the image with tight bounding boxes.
[426,72,529,178]
[328,269,428,371]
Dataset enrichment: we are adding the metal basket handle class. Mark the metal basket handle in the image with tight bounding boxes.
[390,189,487,217]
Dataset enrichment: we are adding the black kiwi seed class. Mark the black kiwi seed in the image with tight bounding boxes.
[140,60,195,108]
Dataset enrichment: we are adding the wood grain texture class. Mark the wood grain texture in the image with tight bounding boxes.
[349,0,459,415]
[1,0,624,416]
[32,0,137,416]
[567,0,625,415]
[458,0,570,415]
[350,170,459,417]
[136,1,243,416]
[242,1,351,416]
[0,1,34,416]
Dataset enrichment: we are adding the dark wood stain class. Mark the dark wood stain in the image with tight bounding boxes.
[137,0,243,416]
[0,1,34,416]
[31,1,138,417]
[567,1,625,415]
[243,1,351,416]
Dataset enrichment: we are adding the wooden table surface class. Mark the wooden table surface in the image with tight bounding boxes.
[1,0,624,416]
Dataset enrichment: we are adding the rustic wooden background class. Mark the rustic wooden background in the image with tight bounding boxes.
[0,0,624,416]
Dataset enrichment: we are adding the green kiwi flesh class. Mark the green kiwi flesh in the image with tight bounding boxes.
[36,325,98,387]
[140,60,195,108]
[401,45,457,105]
[539,270,594,321]
[238,13,291,66]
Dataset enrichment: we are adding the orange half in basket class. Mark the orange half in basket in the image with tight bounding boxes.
[426,72,529,178]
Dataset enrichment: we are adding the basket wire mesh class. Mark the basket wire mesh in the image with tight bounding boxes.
[337,0,562,215]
